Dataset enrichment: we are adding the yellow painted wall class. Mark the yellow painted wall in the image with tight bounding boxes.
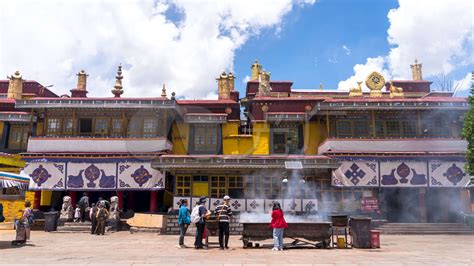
[251,122,269,155]
[171,122,189,155]
[222,122,240,155]
[1,191,34,222]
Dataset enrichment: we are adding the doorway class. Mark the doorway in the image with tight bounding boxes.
[426,188,462,223]
[383,188,421,222]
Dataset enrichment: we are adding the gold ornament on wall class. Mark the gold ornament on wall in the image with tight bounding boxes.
[365,71,385,98]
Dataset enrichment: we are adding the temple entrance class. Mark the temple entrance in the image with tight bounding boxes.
[426,188,463,223]
[383,188,421,223]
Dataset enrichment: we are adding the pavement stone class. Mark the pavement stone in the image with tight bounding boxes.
[0,230,473,265]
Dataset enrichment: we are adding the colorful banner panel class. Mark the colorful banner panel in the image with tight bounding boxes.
[66,163,116,190]
[23,162,66,190]
[332,160,379,187]
[380,161,428,187]
[117,163,164,190]
[429,161,469,187]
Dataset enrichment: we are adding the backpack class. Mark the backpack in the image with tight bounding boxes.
[190,205,201,224]
[97,208,108,220]
[78,197,88,208]
[27,211,35,225]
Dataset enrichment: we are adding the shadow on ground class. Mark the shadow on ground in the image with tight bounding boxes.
[0,240,35,249]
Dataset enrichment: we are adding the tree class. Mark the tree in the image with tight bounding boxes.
[434,73,465,92]
[461,72,474,177]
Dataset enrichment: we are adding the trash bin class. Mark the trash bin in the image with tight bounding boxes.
[44,211,58,232]
[350,216,372,248]
[370,230,381,248]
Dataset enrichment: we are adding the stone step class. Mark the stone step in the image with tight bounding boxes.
[381,231,474,235]
[129,227,164,234]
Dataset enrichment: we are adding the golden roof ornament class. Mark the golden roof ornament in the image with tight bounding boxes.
[161,84,167,97]
[76,70,88,91]
[111,64,124,98]
[410,58,423,80]
[7,70,24,100]
[365,71,385,98]
[387,81,404,98]
[251,59,262,80]
[349,81,363,97]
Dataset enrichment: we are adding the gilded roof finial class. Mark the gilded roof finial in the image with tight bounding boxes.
[161,84,167,97]
[111,64,124,98]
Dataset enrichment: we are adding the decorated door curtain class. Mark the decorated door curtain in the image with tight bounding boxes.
[24,161,164,190]
[332,160,469,188]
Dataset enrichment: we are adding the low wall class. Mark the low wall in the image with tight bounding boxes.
[165,214,243,235]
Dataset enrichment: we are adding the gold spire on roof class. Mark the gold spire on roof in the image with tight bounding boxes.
[161,84,167,97]
[251,59,262,80]
[410,58,423,80]
[7,70,23,100]
[111,64,124,98]
[76,70,88,91]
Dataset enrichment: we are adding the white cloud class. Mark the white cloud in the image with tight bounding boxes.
[338,0,473,90]
[453,72,472,96]
[337,56,391,91]
[0,0,315,99]
[242,75,251,84]
[342,45,351,55]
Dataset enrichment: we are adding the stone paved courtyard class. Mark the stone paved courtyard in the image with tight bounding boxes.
[0,230,473,265]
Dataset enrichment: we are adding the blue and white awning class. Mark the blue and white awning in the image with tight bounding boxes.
[0,171,30,190]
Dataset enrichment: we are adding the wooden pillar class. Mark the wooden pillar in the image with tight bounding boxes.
[417,110,422,136]
[33,191,41,210]
[150,191,158,213]
[419,188,427,223]
[325,111,330,137]
[371,110,376,138]
[69,191,77,207]
[117,191,124,210]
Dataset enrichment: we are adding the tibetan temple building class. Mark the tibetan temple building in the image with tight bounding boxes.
[0,59,472,225]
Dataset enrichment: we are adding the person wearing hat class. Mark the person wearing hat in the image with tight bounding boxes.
[193,196,208,249]
[214,195,233,250]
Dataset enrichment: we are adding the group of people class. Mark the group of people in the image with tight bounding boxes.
[177,195,288,251]
[75,193,110,235]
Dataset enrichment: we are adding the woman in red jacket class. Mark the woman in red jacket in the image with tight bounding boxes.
[270,202,287,251]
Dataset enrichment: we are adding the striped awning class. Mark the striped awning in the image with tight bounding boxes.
[0,171,30,190]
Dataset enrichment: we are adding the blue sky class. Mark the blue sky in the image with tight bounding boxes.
[233,0,472,95]
[235,0,398,89]
[0,0,472,98]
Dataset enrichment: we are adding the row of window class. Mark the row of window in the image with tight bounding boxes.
[175,175,365,202]
[333,119,456,138]
[46,117,162,138]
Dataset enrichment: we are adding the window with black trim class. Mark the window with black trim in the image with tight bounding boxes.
[191,124,219,154]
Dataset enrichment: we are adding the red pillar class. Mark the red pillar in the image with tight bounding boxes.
[33,191,41,210]
[117,191,124,210]
[69,191,77,207]
[150,191,158,213]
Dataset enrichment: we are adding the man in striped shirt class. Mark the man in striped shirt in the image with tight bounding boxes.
[214,195,233,250]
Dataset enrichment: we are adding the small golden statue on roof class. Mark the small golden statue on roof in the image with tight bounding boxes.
[387,81,404,98]
[349,81,363,97]
[365,71,385,98]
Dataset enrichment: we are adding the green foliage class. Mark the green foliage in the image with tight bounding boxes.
[461,80,474,176]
